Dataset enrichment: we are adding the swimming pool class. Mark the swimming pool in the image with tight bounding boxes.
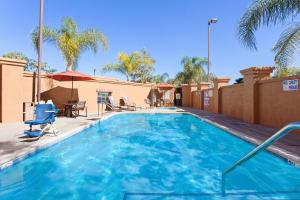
[0,113,300,199]
[158,107,178,110]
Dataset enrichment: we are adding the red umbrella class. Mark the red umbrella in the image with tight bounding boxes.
[48,70,95,101]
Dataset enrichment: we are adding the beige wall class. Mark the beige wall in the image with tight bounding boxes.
[0,58,27,122]
[191,91,201,109]
[258,76,300,128]
[182,84,198,107]
[0,57,152,123]
[1,58,300,130]
[190,67,300,129]
[220,84,244,120]
[202,89,214,113]
[37,75,152,114]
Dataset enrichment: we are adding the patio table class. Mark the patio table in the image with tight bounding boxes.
[64,103,76,118]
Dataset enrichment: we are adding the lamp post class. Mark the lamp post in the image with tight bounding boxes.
[37,0,44,102]
[207,18,218,82]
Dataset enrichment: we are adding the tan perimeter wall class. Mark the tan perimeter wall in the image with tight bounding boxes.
[0,58,152,123]
[27,74,152,115]
[189,70,300,129]
[258,76,300,128]
[220,84,244,120]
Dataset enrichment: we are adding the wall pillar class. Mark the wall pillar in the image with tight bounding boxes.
[0,57,27,123]
[240,67,274,123]
[190,83,198,107]
[213,77,230,114]
[181,84,198,107]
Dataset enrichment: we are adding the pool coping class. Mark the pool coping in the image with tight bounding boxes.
[0,109,299,171]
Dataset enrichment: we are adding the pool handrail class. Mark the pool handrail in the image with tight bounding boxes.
[221,122,300,196]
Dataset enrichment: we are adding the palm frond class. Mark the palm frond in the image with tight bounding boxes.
[102,63,125,74]
[31,26,58,52]
[273,23,300,67]
[60,17,78,36]
[237,0,300,50]
[79,29,108,53]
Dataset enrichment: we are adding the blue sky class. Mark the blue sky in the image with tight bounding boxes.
[0,0,297,81]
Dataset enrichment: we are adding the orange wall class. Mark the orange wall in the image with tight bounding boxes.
[220,84,244,120]
[0,57,153,123]
[202,89,214,113]
[194,72,300,129]
[182,84,198,107]
[31,74,152,114]
[0,58,27,122]
[191,91,201,109]
[258,76,300,128]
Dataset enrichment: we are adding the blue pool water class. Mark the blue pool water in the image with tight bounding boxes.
[0,113,300,199]
[158,107,177,110]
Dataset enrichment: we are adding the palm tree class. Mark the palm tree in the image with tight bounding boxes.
[151,73,169,83]
[102,52,141,81]
[237,0,300,67]
[133,49,155,83]
[102,49,155,82]
[174,56,208,84]
[31,17,108,71]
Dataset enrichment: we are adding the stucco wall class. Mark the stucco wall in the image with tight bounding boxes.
[0,58,27,122]
[220,84,244,120]
[27,73,152,114]
[181,85,191,107]
[258,76,300,128]
[202,89,214,113]
[191,91,201,109]
[182,84,198,107]
[0,56,152,123]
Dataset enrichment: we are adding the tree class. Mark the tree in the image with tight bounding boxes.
[102,49,155,82]
[273,66,300,78]
[31,17,108,71]
[151,73,169,83]
[237,0,300,67]
[174,56,208,84]
[2,51,56,74]
[133,49,155,83]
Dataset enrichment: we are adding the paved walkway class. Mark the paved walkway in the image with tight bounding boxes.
[182,107,300,166]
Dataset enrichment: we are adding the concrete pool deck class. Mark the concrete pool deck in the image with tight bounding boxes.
[0,108,299,170]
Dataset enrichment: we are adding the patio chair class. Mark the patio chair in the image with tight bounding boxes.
[24,103,58,138]
[121,96,140,111]
[106,96,121,111]
[72,101,87,117]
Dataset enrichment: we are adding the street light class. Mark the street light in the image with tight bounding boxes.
[37,0,44,102]
[207,17,218,82]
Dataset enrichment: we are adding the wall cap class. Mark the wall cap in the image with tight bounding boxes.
[240,66,274,76]
[0,57,27,67]
[213,77,230,83]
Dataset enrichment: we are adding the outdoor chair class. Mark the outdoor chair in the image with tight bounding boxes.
[106,96,122,111]
[72,101,87,117]
[121,96,141,111]
[24,103,58,138]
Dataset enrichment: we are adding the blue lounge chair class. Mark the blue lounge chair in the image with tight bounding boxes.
[24,103,58,137]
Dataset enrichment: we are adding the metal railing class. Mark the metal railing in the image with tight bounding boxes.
[221,122,300,196]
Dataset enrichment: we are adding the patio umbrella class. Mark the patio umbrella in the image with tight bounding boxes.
[48,70,95,101]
